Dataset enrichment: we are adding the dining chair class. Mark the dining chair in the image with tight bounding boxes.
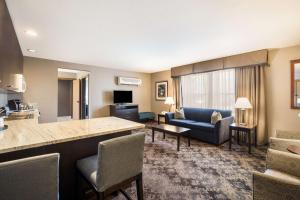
[77,133,145,200]
[0,153,60,200]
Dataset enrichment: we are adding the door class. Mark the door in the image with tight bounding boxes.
[79,77,89,119]
[72,79,80,120]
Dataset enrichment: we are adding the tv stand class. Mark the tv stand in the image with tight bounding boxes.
[109,104,139,122]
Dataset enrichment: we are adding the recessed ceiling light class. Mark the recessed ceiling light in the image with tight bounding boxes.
[25,30,38,37]
[27,49,36,53]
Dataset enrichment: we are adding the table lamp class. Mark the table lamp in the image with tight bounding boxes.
[164,97,175,112]
[235,97,252,126]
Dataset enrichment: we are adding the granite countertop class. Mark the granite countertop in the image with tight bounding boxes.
[0,117,145,154]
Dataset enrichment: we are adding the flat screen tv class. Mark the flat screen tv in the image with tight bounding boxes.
[113,90,132,104]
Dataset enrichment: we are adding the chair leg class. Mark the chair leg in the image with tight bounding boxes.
[97,192,105,200]
[136,173,144,200]
[120,189,133,200]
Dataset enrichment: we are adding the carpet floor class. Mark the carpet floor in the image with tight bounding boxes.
[106,127,266,200]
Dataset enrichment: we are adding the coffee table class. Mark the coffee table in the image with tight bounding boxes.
[151,124,191,151]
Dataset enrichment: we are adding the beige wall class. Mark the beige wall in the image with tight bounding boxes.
[23,57,151,123]
[150,45,300,138]
[266,45,300,137]
[151,70,173,119]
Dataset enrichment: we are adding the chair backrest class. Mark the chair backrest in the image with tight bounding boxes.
[96,133,145,192]
[275,130,300,140]
[183,107,232,122]
[0,153,59,200]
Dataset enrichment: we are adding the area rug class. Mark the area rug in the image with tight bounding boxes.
[111,127,266,200]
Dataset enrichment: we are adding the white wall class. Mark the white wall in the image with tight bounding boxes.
[23,57,151,123]
[266,45,300,137]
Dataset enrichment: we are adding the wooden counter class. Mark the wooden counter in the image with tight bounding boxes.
[0,117,145,199]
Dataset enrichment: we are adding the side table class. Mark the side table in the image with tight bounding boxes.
[157,114,165,124]
[229,123,257,154]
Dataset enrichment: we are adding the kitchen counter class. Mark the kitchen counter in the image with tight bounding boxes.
[0,117,144,154]
[0,116,145,200]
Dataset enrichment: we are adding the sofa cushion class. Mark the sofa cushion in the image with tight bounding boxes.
[169,119,196,127]
[174,108,185,119]
[211,111,222,125]
[188,122,215,132]
[169,119,215,132]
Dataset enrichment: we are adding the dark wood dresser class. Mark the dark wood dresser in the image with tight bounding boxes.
[109,104,139,122]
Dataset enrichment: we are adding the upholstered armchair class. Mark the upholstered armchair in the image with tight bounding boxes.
[269,130,300,152]
[253,149,300,200]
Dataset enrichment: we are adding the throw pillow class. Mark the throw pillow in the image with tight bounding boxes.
[211,111,222,125]
[175,108,185,119]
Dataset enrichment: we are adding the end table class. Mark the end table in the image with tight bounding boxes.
[157,113,165,124]
[229,123,257,154]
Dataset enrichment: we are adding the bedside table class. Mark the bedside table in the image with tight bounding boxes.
[157,114,165,124]
[229,123,257,154]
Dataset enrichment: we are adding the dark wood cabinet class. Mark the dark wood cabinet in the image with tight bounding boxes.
[110,104,139,122]
[0,0,23,90]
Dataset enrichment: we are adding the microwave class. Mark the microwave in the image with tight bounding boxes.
[6,74,26,93]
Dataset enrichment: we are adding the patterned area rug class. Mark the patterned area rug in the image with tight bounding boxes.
[111,127,266,200]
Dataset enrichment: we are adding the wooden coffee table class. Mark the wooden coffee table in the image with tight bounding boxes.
[151,124,191,151]
[287,145,300,155]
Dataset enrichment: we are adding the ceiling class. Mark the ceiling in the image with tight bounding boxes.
[6,0,300,73]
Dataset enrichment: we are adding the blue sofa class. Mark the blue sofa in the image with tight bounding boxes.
[165,107,234,145]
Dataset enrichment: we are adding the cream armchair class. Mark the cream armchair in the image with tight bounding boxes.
[269,130,300,152]
[253,149,300,200]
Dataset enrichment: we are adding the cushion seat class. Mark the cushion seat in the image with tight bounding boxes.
[169,119,197,128]
[77,155,98,189]
[169,119,214,132]
[188,122,215,131]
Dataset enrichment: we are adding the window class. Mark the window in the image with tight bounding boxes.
[181,69,235,111]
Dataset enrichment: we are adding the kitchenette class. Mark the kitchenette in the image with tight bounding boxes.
[0,72,39,129]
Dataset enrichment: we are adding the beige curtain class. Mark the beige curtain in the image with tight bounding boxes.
[172,77,182,109]
[235,66,267,145]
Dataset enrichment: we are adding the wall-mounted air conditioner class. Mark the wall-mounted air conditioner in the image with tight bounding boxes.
[117,77,142,86]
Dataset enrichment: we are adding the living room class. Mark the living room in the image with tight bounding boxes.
[0,0,299,200]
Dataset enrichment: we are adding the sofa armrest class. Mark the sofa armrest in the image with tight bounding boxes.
[253,171,300,200]
[215,116,234,144]
[266,149,300,178]
[275,130,300,140]
[165,112,174,124]
[269,137,300,152]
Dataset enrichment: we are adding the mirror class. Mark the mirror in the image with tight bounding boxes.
[291,60,300,109]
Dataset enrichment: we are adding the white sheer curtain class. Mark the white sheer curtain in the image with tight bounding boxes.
[181,69,235,111]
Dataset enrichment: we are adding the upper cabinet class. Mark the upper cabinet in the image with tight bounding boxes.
[0,0,24,92]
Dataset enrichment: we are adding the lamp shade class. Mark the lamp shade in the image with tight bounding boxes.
[164,97,175,105]
[235,97,252,109]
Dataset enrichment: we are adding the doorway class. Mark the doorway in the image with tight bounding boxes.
[57,68,90,121]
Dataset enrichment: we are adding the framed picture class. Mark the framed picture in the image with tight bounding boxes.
[155,81,168,101]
